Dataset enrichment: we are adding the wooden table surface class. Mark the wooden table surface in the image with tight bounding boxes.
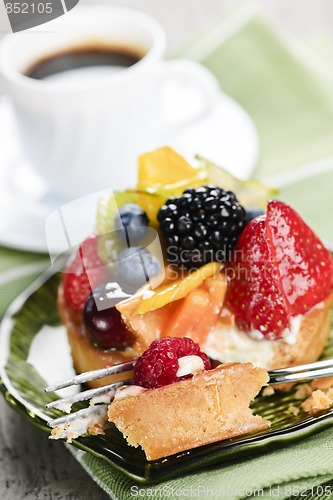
[1,0,333,498]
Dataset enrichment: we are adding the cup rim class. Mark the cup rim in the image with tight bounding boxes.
[0,5,167,93]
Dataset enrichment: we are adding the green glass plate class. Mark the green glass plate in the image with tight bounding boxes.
[1,269,333,484]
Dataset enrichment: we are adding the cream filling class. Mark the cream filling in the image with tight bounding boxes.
[114,385,147,401]
[204,312,304,369]
[176,355,205,377]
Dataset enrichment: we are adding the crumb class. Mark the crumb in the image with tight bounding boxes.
[287,405,300,416]
[50,424,76,443]
[326,387,333,400]
[49,406,108,442]
[262,386,275,397]
[301,390,332,415]
[294,384,312,400]
[311,376,333,391]
[50,427,64,438]
[87,421,107,436]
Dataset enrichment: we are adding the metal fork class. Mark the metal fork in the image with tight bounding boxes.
[45,358,333,430]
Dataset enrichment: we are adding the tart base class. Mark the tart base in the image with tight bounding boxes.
[108,362,270,461]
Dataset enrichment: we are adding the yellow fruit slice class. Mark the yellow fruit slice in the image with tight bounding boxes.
[197,155,277,210]
[137,146,207,196]
[135,261,222,315]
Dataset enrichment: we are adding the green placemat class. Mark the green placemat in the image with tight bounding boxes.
[68,435,333,500]
[2,8,333,500]
[0,249,48,316]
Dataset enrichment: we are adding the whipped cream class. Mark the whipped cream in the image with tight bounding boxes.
[114,385,147,401]
[176,355,205,377]
[204,313,303,369]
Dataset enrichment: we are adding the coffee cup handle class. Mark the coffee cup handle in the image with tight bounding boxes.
[158,59,220,131]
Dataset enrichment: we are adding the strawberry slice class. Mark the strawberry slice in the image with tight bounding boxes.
[267,200,333,315]
[227,217,289,339]
[62,236,108,311]
[227,201,333,339]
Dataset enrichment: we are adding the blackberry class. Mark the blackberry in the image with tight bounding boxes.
[157,185,246,268]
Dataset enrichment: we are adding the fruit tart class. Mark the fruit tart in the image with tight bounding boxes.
[58,146,333,389]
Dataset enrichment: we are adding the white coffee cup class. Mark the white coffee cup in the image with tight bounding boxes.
[0,5,219,199]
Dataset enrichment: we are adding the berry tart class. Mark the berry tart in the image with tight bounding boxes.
[58,146,333,390]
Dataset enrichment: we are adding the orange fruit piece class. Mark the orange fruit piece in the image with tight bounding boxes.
[164,288,211,340]
[117,269,227,349]
[134,262,222,315]
[137,146,207,195]
[164,272,227,344]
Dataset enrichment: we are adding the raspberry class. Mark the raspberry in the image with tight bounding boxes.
[133,337,211,389]
[63,236,108,311]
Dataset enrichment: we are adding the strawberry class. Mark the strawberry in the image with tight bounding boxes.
[227,217,290,339]
[267,200,333,315]
[63,236,108,311]
[227,201,333,339]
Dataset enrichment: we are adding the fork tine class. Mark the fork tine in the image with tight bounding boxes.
[269,366,333,385]
[48,404,108,427]
[269,358,333,376]
[45,360,136,393]
[46,379,132,412]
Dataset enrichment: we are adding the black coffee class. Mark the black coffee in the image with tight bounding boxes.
[26,45,143,80]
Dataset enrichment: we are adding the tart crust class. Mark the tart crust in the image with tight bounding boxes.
[108,362,270,461]
[270,293,333,369]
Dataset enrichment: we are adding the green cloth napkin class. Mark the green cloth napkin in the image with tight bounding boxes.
[68,433,333,499]
[3,10,333,500]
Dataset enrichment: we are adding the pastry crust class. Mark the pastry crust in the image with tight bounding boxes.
[270,293,333,369]
[108,362,270,461]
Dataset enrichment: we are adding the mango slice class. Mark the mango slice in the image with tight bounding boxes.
[137,146,207,196]
[163,273,227,344]
[135,261,222,315]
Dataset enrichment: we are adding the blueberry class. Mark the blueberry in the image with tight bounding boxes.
[114,204,149,244]
[244,207,265,225]
[117,247,161,289]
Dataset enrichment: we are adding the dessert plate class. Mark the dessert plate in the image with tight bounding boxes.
[1,269,333,483]
[0,92,258,254]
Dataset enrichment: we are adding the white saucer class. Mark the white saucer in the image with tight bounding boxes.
[0,92,259,254]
